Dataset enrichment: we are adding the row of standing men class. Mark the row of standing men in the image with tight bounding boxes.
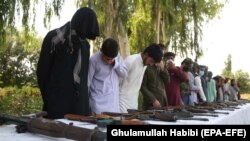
[36,7,240,119]
[36,7,164,118]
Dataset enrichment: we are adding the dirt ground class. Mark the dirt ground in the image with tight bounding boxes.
[241,93,250,100]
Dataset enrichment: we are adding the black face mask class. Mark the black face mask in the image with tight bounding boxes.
[71,7,100,40]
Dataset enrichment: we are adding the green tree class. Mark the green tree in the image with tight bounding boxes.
[0,0,64,45]
[128,0,156,54]
[222,54,234,78]
[128,0,225,57]
[235,70,250,93]
[0,28,42,87]
[0,0,227,87]
[1,0,226,58]
[76,0,133,58]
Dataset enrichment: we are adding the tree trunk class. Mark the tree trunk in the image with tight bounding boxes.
[156,2,161,43]
[118,21,130,59]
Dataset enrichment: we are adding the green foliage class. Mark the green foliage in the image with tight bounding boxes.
[235,70,250,93]
[1,0,226,58]
[169,0,225,58]
[0,0,37,43]
[0,0,16,43]
[222,54,250,93]
[0,28,41,87]
[44,0,65,28]
[74,0,225,57]
[0,86,42,115]
[0,0,64,44]
[222,54,234,78]
[128,4,156,54]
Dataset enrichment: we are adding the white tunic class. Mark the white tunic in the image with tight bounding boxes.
[194,76,207,102]
[88,51,128,114]
[119,53,147,113]
[187,72,200,106]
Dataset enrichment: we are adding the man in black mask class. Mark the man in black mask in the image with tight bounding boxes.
[37,7,100,119]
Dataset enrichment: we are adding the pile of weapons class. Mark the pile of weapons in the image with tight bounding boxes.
[64,99,250,126]
[0,99,249,141]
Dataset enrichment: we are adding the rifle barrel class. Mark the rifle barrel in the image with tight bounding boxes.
[176,117,209,121]
[0,113,29,125]
[192,113,219,117]
[101,112,131,117]
[64,114,97,124]
[0,113,106,141]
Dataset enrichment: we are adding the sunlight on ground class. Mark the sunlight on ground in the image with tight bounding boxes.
[241,93,250,100]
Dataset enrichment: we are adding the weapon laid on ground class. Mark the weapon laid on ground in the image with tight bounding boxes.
[185,106,229,114]
[101,112,132,118]
[0,112,106,141]
[125,109,209,122]
[189,104,230,111]
[154,112,209,121]
[195,102,240,110]
[164,105,229,114]
[148,107,219,117]
[64,113,148,127]
[172,108,219,117]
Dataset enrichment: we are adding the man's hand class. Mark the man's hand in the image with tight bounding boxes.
[153,100,161,108]
[167,60,175,69]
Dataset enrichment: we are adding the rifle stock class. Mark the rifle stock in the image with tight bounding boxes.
[64,114,97,124]
[101,112,131,117]
[64,114,148,126]
[28,118,106,141]
[127,109,210,122]
[0,113,106,141]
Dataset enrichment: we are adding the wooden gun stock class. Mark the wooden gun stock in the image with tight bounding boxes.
[114,120,147,125]
[0,113,106,141]
[101,112,132,117]
[28,118,106,141]
[64,114,97,124]
[64,114,148,126]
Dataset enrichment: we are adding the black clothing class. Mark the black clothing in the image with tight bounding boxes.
[37,7,99,119]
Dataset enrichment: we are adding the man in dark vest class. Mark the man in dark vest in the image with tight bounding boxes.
[37,7,100,119]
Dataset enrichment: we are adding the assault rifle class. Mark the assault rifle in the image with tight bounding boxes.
[0,112,106,141]
[183,106,229,114]
[194,102,239,110]
[64,114,148,127]
[124,109,209,122]
[148,107,219,117]
[159,105,229,115]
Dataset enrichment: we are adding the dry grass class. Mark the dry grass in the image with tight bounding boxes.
[240,93,250,100]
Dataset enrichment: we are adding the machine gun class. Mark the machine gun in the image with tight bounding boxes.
[0,112,106,141]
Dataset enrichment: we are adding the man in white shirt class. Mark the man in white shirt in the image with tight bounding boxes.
[194,66,207,102]
[119,43,163,113]
[88,38,128,114]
